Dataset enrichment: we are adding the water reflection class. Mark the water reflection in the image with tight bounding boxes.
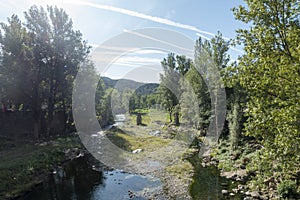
[23,156,162,200]
[24,157,103,200]
[189,155,242,200]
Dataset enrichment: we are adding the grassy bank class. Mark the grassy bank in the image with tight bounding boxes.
[0,135,84,199]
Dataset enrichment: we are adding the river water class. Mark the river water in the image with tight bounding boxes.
[23,154,242,200]
[23,155,162,200]
[189,154,243,200]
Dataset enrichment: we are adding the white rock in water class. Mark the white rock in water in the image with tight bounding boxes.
[132,149,143,154]
[222,190,228,195]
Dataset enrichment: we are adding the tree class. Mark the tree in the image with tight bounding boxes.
[193,33,229,134]
[179,75,201,128]
[233,0,300,189]
[121,88,134,113]
[184,65,211,130]
[210,31,230,70]
[111,89,123,114]
[159,53,179,124]
[0,15,32,109]
[159,53,192,125]
[0,5,90,138]
[24,5,90,136]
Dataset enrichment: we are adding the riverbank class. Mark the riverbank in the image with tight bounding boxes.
[0,134,86,199]
[205,136,300,199]
[0,125,196,200]
[1,109,250,200]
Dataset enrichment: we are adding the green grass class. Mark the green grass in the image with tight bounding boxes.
[129,109,169,126]
[106,127,171,152]
[0,135,83,199]
[166,160,193,183]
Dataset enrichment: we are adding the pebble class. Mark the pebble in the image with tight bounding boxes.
[232,188,238,193]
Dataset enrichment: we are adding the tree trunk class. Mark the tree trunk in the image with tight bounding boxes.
[174,112,180,126]
[136,113,142,125]
[62,98,67,133]
[33,120,39,139]
[169,111,172,122]
[32,107,41,139]
[32,63,42,139]
[47,64,55,137]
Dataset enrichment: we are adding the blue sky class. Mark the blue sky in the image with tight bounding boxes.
[0,0,248,83]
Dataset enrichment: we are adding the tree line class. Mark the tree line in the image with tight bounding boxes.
[158,0,299,197]
[0,5,113,138]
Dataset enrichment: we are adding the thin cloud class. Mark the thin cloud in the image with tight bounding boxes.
[66,0,231,41]
[123,29,194,57]
[115,56,162,67]
[69,1,243,54]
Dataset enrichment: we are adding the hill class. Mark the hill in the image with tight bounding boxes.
[101,77,159,95]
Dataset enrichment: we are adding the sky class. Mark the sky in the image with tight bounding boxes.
[0,0,248,83]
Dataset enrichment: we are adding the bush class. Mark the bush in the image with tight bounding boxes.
[278,179,297,199]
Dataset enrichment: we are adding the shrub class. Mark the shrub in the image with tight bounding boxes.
[278,179,297,199]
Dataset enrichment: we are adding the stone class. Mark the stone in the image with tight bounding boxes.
[238,184,244,190]
[232,188,239,193]
[149,130,161,136]
[221,182,229,186]
[222,190,228,195]
[240,164,246,169]
[221,171,237,179]
[132,149,143,154]
[250,191,260,198]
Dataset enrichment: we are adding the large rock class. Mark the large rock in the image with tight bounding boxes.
[221,171,237,179]
[221,169,248,181]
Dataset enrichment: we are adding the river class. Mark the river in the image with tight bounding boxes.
[22,114,241,199]
[22,154,242,199]
[23,155,162,200]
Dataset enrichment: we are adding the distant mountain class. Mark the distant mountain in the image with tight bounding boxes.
[135,83,159,95]
[101,76,159,94]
